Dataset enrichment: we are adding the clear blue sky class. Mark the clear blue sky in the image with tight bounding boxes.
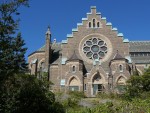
[18,0,150,61]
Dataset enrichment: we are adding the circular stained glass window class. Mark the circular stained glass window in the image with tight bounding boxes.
[82,37,107,60]
[91,45,99,52]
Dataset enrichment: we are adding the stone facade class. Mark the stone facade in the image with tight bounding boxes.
[28,6,150,97]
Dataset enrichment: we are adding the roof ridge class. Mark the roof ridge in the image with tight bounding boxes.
[113,50,124,60]
[68,51,81,61]
[130,41,150,42]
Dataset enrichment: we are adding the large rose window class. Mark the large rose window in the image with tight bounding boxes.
[82,37,107,60]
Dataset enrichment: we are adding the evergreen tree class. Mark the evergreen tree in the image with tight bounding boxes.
[0,0,29,80]
[12,32,27,73]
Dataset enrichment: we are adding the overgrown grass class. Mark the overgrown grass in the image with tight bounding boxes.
[66,99,150,113]
[55,91,150,113]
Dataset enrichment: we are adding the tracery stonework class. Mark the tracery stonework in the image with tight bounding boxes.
[79,34,113,64]
[83,37,107,60]
[28,6,150,97]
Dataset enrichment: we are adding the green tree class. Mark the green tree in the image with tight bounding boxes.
[0,1,65,113]
[126,66,150,99]
[142,67,150,91]
[126,75,143,98]
[12,32,27,73]
[0,0,29,80]
[0,74,65,113]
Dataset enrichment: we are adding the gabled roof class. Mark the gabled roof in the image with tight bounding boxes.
[129,41,150,52]
[37,45,45,51]
[68,51,82,62]
[113,51,125,60]
[36,42,61,52]
[109,51,128,66]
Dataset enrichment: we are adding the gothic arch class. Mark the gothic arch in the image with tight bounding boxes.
[116,75,127,85]
[67,76,81,86]
[38,58,45,68]
[90,71,105,95]
[29,62,32,69]
[90,72,105,83]
[136,68,143,75]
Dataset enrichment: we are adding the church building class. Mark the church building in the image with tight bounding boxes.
[28,6,150,97]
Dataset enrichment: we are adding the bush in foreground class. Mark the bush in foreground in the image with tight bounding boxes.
[0,74,65,113]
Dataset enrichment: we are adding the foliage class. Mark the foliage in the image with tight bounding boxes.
[61,91,85,109]
[0,1,65,112]
[125,67,150,99]
[0,0,29,80]
[68,91,86,99]
[58,67,150,112]
[0,74,65,113]
[96,92,117,99]
[65,99,150,113]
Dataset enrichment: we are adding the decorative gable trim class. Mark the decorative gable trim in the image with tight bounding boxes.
[72,28,78,32]
[112,27,118,31]
[82,18,88,21]
[117,33,124,37]
[106,22,112,26]
[123,39,129,43]
[61,40,68,44]
[101,17,106,20]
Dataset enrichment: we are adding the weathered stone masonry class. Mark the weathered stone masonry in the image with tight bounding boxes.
[28,6,150,97]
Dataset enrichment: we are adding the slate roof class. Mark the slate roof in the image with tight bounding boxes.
[51,43,62,64]
[129,41,150,52]
[37,45,45,51]
[32,43,61,65]
[129,41,150,64]
[131,56,150,64]
[112,51,125,60]
[37,43,61,52]
[51,43,62,52]
[68,51,81,61]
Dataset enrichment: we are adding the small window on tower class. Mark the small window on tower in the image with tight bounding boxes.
[41,62,45,71]
[84,84,87,91]
[93,19,95,28]
[97,22,100,28]
[72,66,76,72]
[89,22,91,28]
[119,65,123,72]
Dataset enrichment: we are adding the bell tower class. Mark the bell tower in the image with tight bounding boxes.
[45,26,51,72]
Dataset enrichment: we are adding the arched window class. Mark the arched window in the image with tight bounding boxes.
[97,22,100,28]
[72,66,76,72]
[93,19,95,28]
[89,22,91,28]
[119,65,123,72]
[84,84,86,91]
[41,62,45,71]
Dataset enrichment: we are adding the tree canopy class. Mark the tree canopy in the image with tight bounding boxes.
[126,67,150,98]
[0,74,65,113]
[0,0,29,80]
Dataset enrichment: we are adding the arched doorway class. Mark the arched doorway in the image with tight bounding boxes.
[116,76,126,93]
[92,72,104,95]
[69,76,80,91]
